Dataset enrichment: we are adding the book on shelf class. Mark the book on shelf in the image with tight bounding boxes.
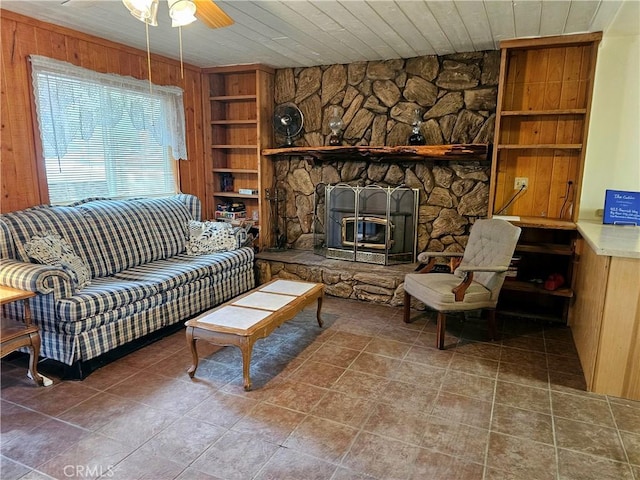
[215,210,246,221]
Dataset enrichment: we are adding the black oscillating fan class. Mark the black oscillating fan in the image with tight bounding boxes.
[273,103,304,147]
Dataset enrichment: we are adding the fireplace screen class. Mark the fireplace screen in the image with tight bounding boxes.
[319,184,418,265]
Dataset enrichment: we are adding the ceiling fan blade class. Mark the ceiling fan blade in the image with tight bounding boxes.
[193,0,234,29]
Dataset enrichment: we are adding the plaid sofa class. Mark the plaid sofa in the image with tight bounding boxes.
[0,194,255,372]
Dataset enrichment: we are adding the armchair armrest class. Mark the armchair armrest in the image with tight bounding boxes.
[416,251,463,273]
[456,265,509,273]
[451,265,509,301]
[0,259,74,298]
[417,251,463,263]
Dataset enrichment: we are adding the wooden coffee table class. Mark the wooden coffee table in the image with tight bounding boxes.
[1,286,53,387]
[185,279,324,390]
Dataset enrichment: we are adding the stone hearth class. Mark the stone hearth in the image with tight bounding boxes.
[255,250,424,308]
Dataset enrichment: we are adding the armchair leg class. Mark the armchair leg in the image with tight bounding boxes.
[487,309,497,341]
[436,312,446,350]
[403,291,413,323]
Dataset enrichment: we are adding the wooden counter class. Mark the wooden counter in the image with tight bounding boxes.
[569,221,640,400]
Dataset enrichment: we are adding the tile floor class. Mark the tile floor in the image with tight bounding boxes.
[1,297,639,480]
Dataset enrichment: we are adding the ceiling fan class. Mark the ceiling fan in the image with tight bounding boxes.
[122,0,234,28]
[61,0,234,29]
[191,0,234,28]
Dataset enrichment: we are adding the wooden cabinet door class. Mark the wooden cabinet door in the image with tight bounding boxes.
[569,240,609,388]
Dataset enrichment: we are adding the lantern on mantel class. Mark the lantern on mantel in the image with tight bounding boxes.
[328,107,344,146]
[408,108,426,146]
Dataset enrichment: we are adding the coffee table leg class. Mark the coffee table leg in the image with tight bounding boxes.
[316,295,324,327]
[240,338,255,391]
[27,332,44,386]
[186,326,199,378]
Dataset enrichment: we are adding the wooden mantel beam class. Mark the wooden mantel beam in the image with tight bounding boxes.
[261,144,490,163]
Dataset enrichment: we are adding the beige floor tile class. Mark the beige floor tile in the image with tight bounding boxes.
[308,342,360,368]
[554,417,627,462]
[431,391,493,429]
[551,391,616,427]
[284,415,358,463]
[363,402,432,445]
[2,296,638,480]
[410,448,484,480]
[440,369,496,401]
[311,390,374,428]
[364,337,412,359]
[420,415,490,464]
[486,432,557,480]
[230,402,305,445]
[254,448,338,480]
[491,403,554,445]
[190,430,278,480]
[287,360,346,388]
[557,448,635,480]
[342,431,421,479]
[494,380,551,414]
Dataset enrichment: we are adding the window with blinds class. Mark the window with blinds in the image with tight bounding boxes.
[30,56,187,205]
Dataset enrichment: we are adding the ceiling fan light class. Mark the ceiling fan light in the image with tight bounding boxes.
[122,0,158,26]
[169,0,197,27]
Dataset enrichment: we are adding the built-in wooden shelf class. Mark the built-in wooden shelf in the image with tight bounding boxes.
[492,216,577,230]
[211,120,258,125]
[497,307,564,323]
[210,95,257,101]
[212,168,259,174]
[211,145,258,149]
[490,33,601,325]
[262,144,490,163]
[501,109,587,116]
[212,192,259,199]
[503,280,574,298]
[515,243,574,256]
[497,144,582,150]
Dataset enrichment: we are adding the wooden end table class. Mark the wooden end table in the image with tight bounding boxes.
[185,279,324,390]
[1,286,52,387]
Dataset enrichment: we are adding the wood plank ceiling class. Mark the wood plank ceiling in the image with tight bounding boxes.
[0,0,625,68]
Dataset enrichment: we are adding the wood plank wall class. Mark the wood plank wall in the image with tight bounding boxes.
[0,10,206,213]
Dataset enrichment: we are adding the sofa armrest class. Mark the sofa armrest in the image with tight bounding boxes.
[0,259,74,298]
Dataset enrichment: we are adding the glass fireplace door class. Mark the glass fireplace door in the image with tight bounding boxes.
[322,184,418,265]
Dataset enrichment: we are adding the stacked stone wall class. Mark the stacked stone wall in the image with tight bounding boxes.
[272,51,499,255]
[275,51,499,148]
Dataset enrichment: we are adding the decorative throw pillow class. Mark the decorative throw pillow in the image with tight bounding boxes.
[24,232,91,290]
[185,220,238,256]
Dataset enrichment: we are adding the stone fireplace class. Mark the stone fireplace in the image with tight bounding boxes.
[271,158,490,255]
[256,157,491,305]
[256,50,497,305]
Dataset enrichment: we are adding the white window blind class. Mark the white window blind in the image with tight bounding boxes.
[29,55,188,205]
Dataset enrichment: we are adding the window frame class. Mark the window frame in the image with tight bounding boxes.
[29,55,187,205]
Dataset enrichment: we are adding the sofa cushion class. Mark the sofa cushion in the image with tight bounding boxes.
[184,247,255,276]
[74,199,165,275]
[24,232,91,290]
[185,220,237,256]
[56,276,157,323]
[1,205,108,277]
[113,256,214,293]
[0,219,15,259]
[113,247,254,293]
[132,196,192,258]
